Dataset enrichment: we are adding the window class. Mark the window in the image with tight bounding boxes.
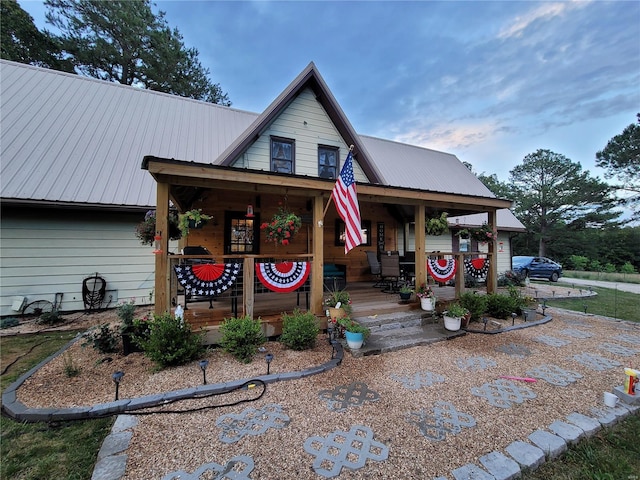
[271,137,294,174]
[335,219,372,246]
[318,146,338,179]
[225,212,259,254]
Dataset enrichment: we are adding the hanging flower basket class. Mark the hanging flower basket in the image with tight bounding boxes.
[425,212,449,236]
[470,223,498,243]
[260,206,302,246]
[178,209,212,236]
[135,210,181,246]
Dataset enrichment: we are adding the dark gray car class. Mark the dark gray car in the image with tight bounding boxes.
[512,256,563,282]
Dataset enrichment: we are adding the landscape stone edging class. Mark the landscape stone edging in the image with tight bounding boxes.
[465,314,553,334]
[1,335,344,423]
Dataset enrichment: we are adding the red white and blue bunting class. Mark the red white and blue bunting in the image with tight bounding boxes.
[173,263,241,296]
[255,262,311,293]
[464,258,490,279]
[427,257,457,283]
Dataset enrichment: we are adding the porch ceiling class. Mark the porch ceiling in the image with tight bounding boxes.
[142,155,511,216]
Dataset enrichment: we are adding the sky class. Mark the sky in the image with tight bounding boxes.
[19,0,640,185]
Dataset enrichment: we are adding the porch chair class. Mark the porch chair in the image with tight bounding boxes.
[380,251,401,293]
[365,250,383,287]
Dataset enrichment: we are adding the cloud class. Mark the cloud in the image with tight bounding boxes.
[497,1,589,39]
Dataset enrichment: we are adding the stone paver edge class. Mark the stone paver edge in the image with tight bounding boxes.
[1,335,344,423]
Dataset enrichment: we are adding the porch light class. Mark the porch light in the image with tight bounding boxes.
[153,232,163,254]
[112,371,124,401]
[246,204,254,218]
[199,359,209,385]
[265,353,273,374]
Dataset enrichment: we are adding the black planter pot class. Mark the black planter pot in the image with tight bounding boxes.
[121,331,142,355]
[399,292,412,301]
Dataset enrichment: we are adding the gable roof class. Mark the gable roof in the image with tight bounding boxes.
[1,60,508,214]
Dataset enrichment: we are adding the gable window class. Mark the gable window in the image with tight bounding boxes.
[225,212,259,254]
[318,145,338,179]
[271,137,294,174]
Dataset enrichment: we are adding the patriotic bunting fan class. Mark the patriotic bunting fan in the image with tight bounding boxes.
[255,262,310,293]
[173,263,241,296]
[464,258,490,279]
[427,257,457,283]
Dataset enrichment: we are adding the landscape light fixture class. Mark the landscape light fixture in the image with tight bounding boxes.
[112,371,124,401]
[511,312,517,326]
[265,353,274,374]
[331,340,338,359]
[327,323,335,344]
[482,317,488,332]
[541,299,548,316]
[583,303,588,314]
[199,359,209,385]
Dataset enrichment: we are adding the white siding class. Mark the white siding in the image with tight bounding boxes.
[232,88,368,181]
[0,209,171,316]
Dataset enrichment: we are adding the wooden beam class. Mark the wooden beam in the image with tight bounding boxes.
[415,204,426,289]
[243,257,255,318]
[487,210,498,293]
[154,182,170,315]
[311,195,325,315]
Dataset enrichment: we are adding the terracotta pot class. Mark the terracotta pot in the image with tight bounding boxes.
[461,313,471,329]
[328,307,347,321]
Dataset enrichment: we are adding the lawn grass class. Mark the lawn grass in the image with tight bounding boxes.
[1,331,113,480]
[521,413,640,480]
[564,270,640,284]
[547,283,639,323]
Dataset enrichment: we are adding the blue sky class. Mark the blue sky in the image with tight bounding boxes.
[20,0,640,185]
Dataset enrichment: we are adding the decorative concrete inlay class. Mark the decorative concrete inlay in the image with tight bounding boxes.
[505,440,545,470]
[570,352,621,371]
[91,414,138,480]
[451,464,494,480]
[560,328,593,339]
[547,420,584,445]
[611,333,640,346]
[565,412,601,437]
[562,319,590,327]
[590,404,632,426]
[456,356,497,371]
[471,379,537,408]
[318,382,380,412]
[390,371,445,390]
[215,403,290,444]
[525,364,583,386]
[533,335,570,347]
[478,451,521,480]
[528,430,567,459]
[161,455,255,480]
[598,342,638,357]
[406,401,476,441]
[495,343,533,357]
[303,425,389,478]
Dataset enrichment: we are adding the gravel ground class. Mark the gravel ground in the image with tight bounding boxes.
[13,301,640,479]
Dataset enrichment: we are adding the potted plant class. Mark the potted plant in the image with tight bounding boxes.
[260,206,302,246]
[425,212,449,236]
[399,284,413,301]
[470,223,498,243]
[178,209,212,236]
[416,283,436,311]
[443,302,467,331]
[325,290,352,320]
[135,210,182,245]
[338,316,370,350]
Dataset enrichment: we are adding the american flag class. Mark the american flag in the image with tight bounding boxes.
[332,151,365,254]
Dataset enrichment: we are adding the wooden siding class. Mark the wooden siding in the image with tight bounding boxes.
[230,88,368,181]
[0,208,163,316]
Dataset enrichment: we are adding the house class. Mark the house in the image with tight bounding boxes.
[0,59,524,320]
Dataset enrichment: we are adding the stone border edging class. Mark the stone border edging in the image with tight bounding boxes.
[464,314,553,334]
[1,336,344,423]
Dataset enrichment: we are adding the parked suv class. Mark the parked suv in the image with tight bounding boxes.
[512,256,563,282]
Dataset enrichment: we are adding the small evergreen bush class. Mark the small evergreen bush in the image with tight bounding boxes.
[0,317,19,329]
[220,316,266,363]
[135,312,204,369]
[458,292,487,322]
[485,293,519,319]
[279,309,319,351]
[37,310,63,325]
[83,324,120,354]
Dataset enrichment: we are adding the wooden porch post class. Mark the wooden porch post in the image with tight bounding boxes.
[311,194,324,315]
[455,253,465,298]
[487,210,498,294]
[154,182,170,315]
[243,257,255,318]
[414,204,426,289]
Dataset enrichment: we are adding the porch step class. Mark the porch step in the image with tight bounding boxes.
[354,310,436,333]
[350,323,465,357]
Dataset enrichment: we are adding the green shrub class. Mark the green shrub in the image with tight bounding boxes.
[220,316,266,363]
[485,293,518,319]
[37,310,63,325]
[135,312,204,368]
[458,292,487,322]
[568,255,589,270]
[0,317,19,329]
[620,262,636,275]
[497,270,526,287]
[62,352,81,377]
[83,324,120,354]
[279,309,319,351]
[117,300,137,329]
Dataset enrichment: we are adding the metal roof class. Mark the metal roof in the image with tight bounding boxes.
[449,210,526,232]
[1,60,504,212]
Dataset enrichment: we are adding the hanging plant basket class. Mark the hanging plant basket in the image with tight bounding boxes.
[260,206,302,246]
[178,209,212,236]
[425,212,449,236]
[135,210,182,245]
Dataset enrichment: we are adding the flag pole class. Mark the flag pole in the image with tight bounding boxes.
[322,145,354,219]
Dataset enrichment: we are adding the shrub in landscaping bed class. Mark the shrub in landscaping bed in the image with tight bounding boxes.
[220,316,266,363]
[459,292,487,322]
[279,309,319,351]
